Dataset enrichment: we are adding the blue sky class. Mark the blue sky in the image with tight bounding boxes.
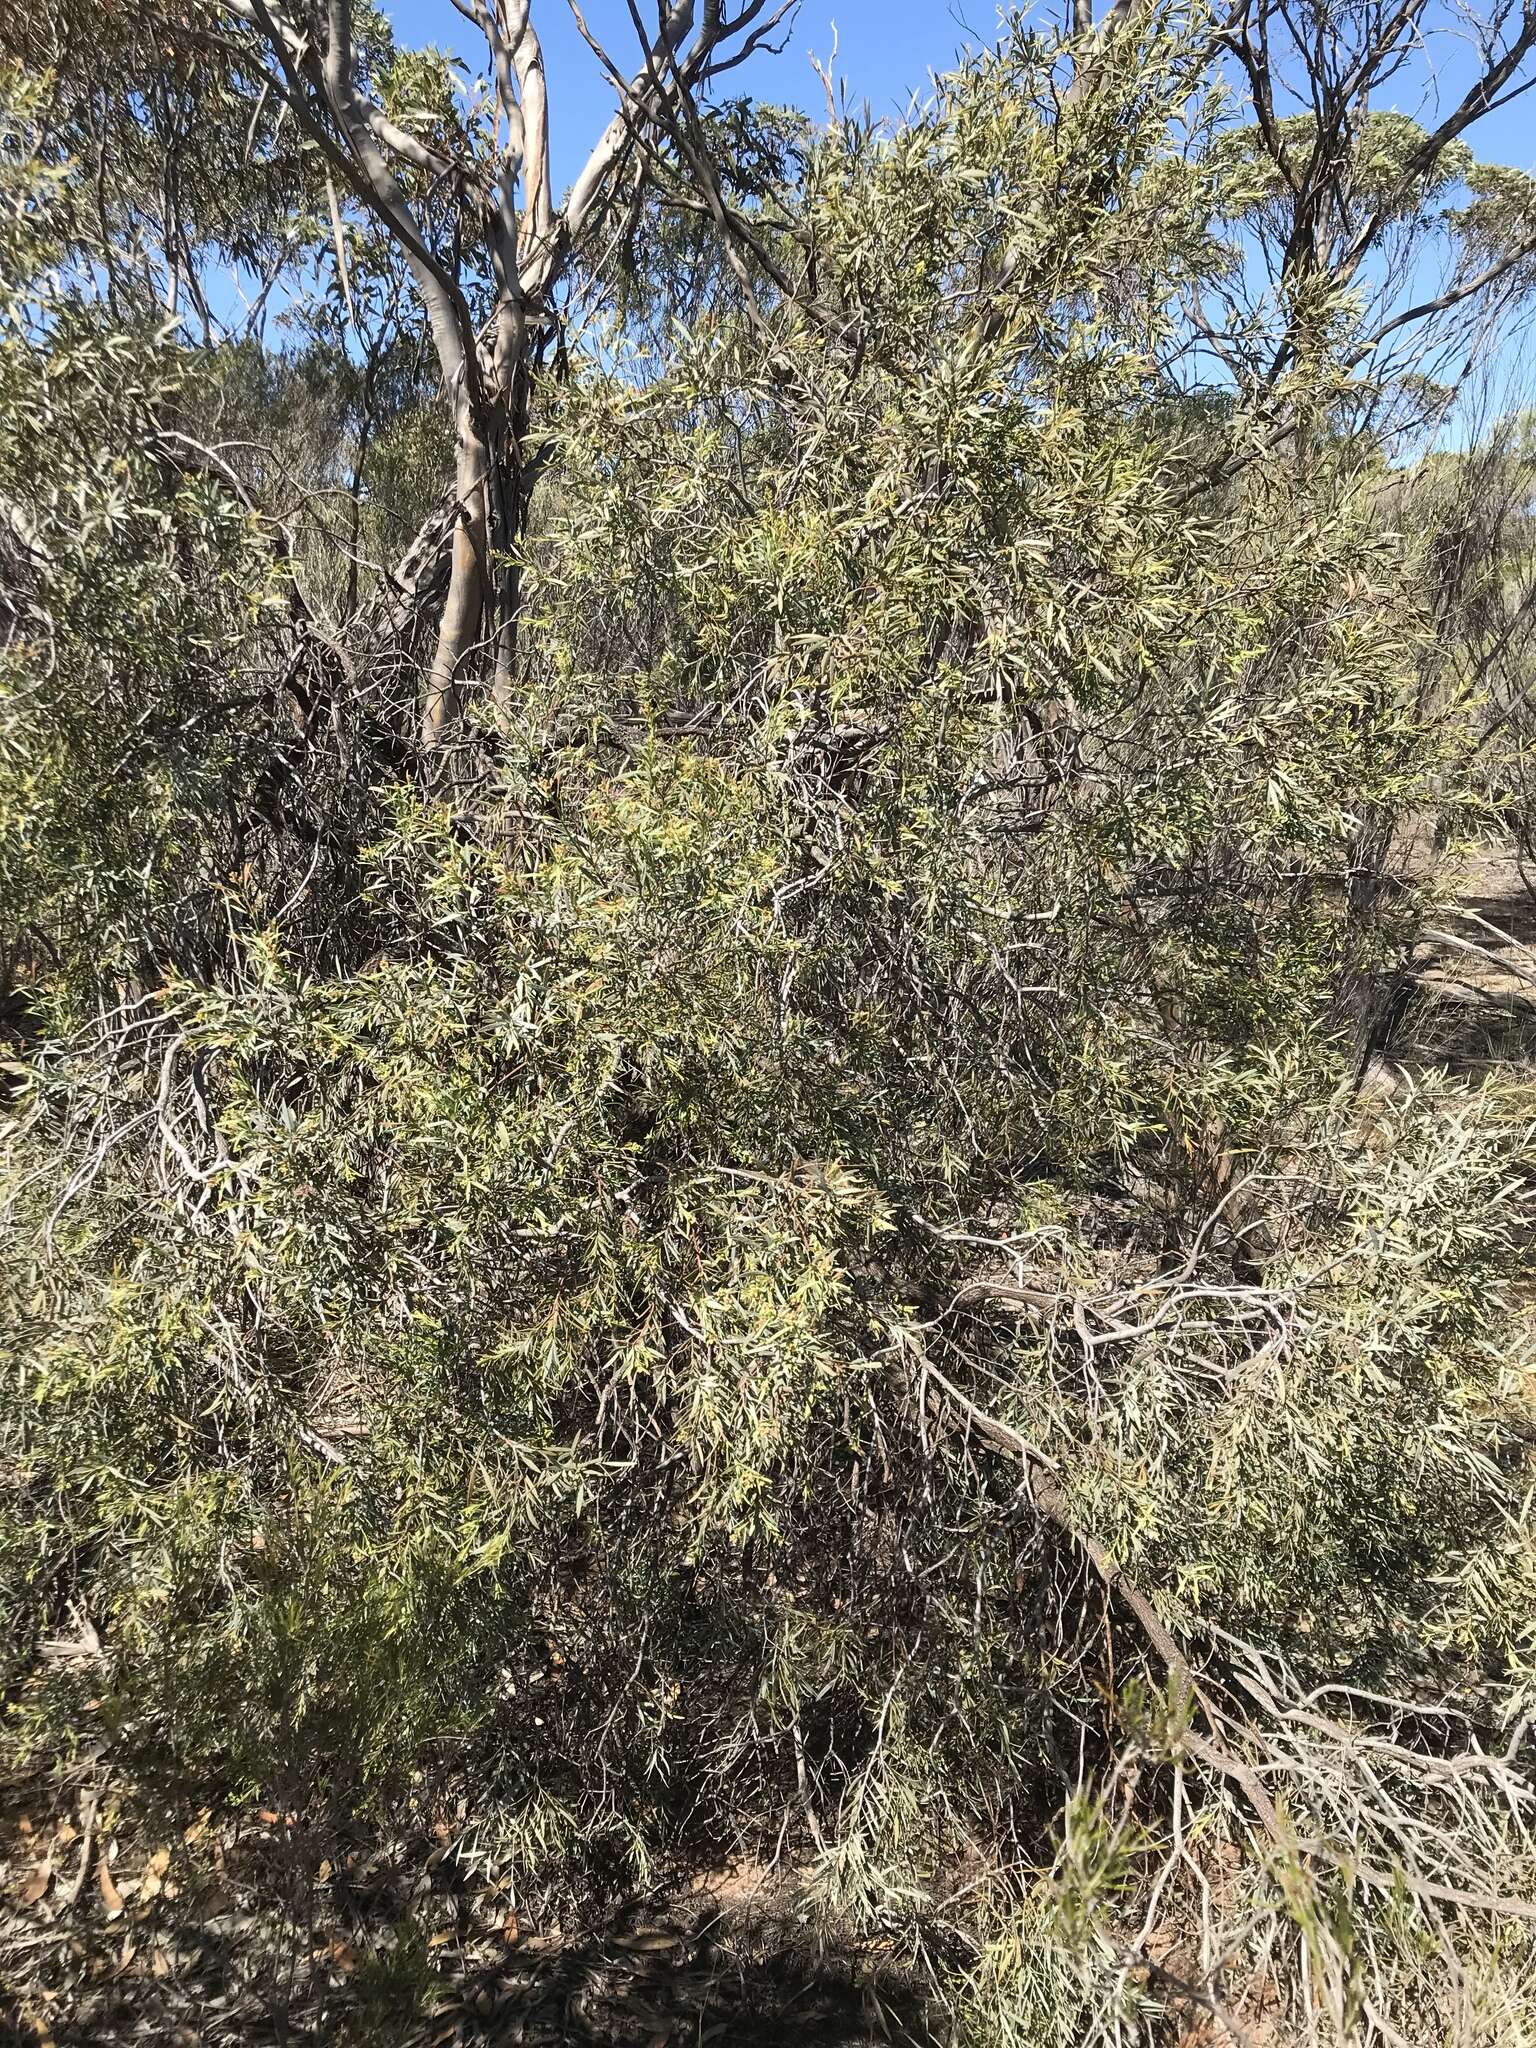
[380,0,1536,191]
[384,1,989,187]
[344,1,1534,436]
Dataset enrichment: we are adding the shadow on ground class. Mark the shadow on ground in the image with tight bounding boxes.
[3,1810,937,2048]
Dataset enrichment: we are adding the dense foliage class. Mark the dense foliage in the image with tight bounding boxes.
[2,4,1536,2043]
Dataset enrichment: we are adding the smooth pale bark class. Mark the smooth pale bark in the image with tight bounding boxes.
[423,417,491,751]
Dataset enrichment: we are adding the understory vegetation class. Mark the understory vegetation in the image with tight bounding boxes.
[3,0,1536,2041]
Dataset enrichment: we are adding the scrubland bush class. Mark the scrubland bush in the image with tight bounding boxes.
[3,4,1536,2039]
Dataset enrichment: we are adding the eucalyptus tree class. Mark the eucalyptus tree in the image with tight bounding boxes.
[183,0,794,751]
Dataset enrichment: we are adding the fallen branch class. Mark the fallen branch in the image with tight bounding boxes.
[60,1770,108,1911]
